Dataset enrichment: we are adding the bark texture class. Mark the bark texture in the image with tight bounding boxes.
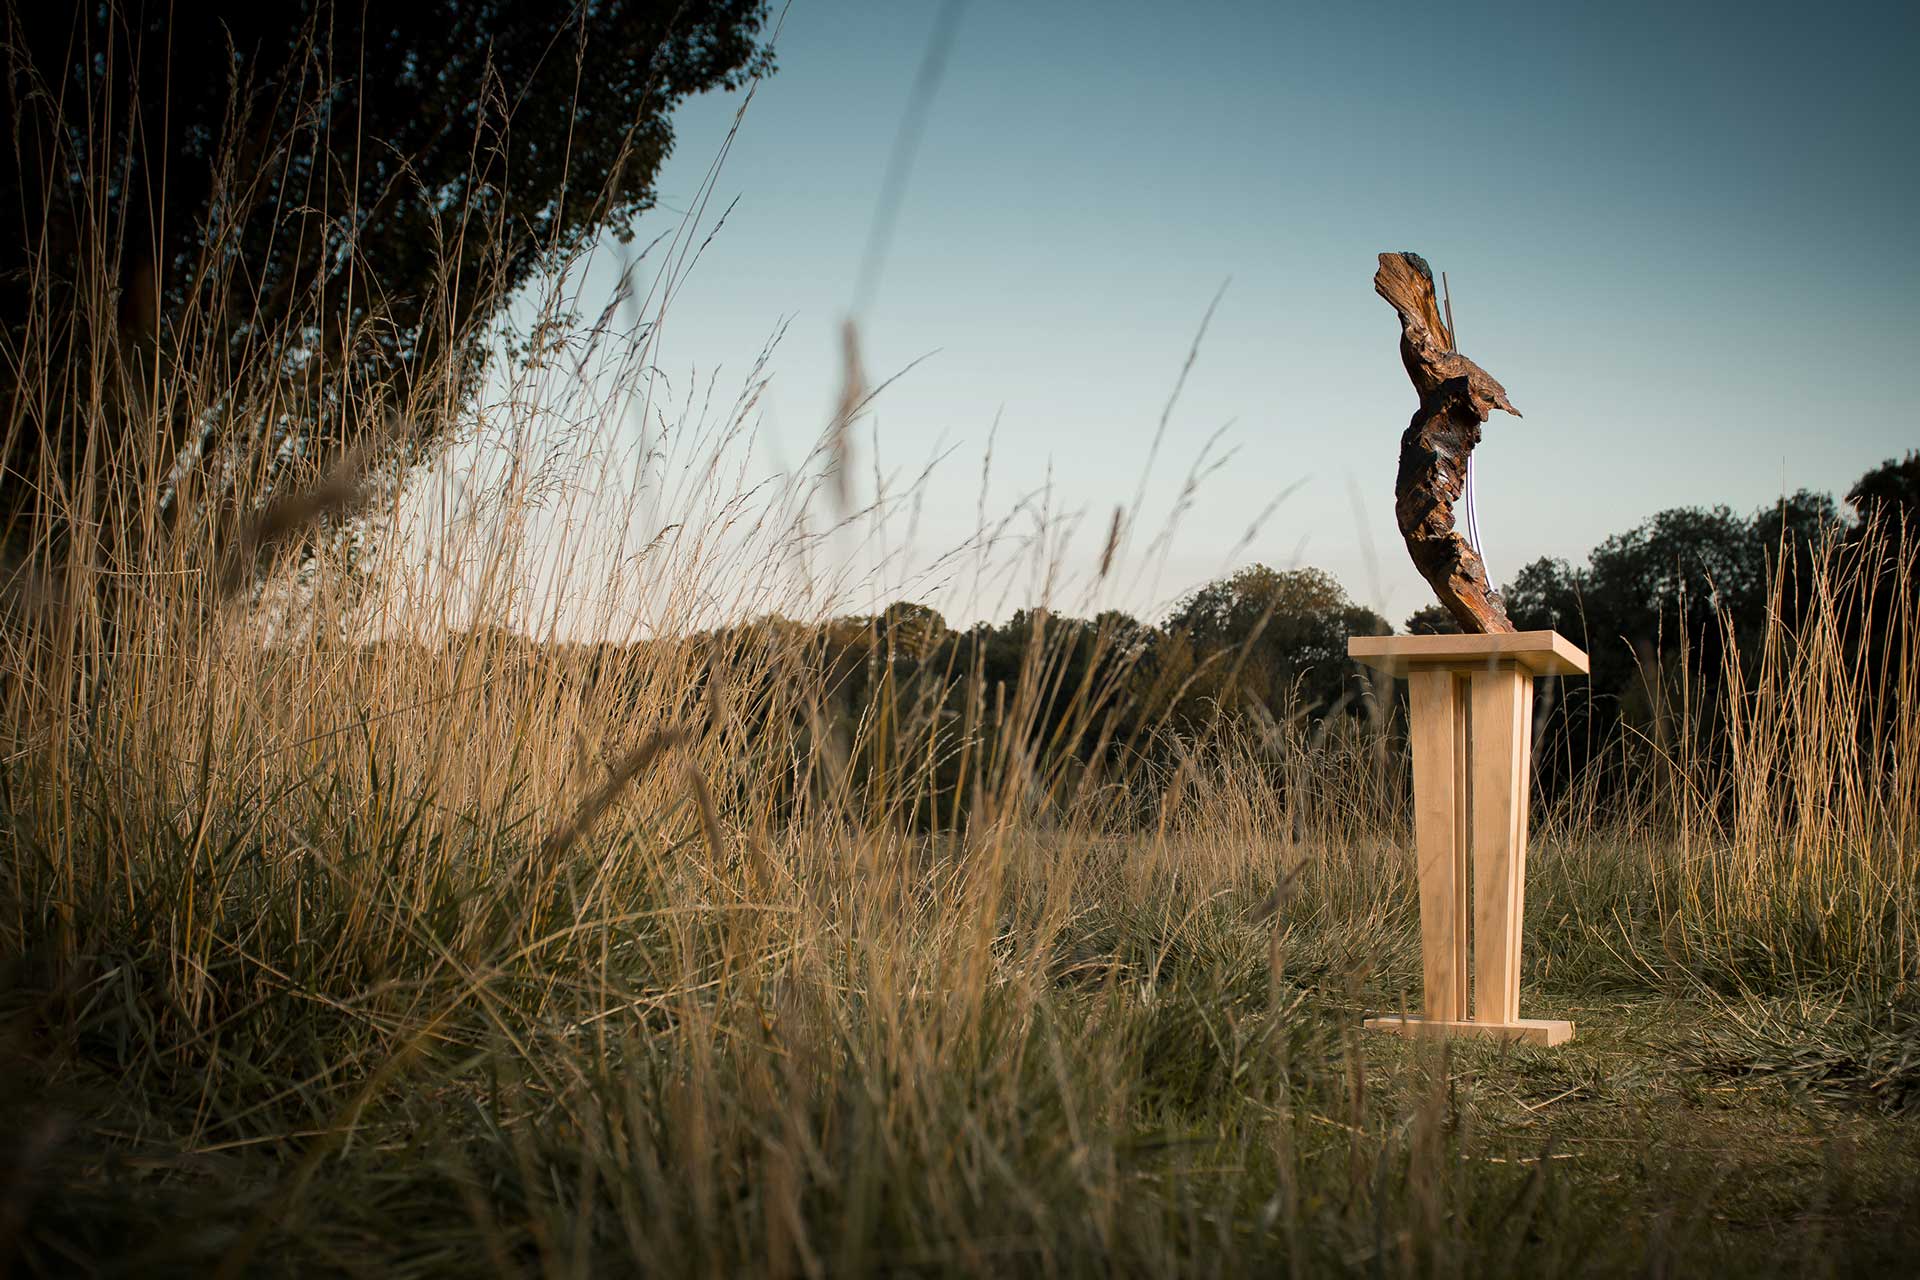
[1375,252,1519,634]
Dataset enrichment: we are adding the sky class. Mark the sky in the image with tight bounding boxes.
[455,0,1919,633]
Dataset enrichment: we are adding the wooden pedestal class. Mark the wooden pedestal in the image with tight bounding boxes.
[1347,631,1589,1045]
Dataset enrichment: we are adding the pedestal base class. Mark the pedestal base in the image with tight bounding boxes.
[1362,1015,1574,1046]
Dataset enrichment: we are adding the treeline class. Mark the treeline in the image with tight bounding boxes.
[462,452,1915,831]
[497,562,1395,832]
[1439,453,1917,789]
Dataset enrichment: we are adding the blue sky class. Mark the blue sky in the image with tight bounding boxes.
[535,0,1917,629]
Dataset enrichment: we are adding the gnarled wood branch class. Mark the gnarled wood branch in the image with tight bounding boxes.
[1375,251,1519,634]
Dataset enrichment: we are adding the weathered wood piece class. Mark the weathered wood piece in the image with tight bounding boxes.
[1375,252,1520,634]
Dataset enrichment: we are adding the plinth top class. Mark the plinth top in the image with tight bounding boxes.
[1347,630,1589,677]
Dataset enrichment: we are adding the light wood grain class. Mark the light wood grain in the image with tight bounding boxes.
[1358,640,1576,1047]
[1347,630,1589,677]
[1470,665,1530,1025]
[1408,670,1469,1021]
[1363,1016,1573,1047]
[1452,674,1472,1018]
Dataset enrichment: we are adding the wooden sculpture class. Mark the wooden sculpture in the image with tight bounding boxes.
[1374,251,1516,635]
[1351,253,1588,1046]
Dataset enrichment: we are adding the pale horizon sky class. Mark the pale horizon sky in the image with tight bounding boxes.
[454,0,1918,633]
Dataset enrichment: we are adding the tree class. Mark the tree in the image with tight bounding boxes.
[1168,564,1389,718]
[876,601,948,660]
[1403,603,1462,635]
[1502,556,1588,639]
[1583,506,1765,651]
[1500,500,1840,787]
[1755,489,1844,626]
[1846,452,1920,524]
[2,0,774,561]
[1841,454,1919,687]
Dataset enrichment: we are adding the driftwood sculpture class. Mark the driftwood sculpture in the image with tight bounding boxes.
[1375,252,1517,634]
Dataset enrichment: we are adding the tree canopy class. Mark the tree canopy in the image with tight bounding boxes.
[1847,451,1920,521]
[1168,565,1389,715]
[1,0,774,556]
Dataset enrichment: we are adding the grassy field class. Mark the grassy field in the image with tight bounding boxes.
[5,535,1918,1275]
[3,83,1917,1273]
[6,812,1918,1276]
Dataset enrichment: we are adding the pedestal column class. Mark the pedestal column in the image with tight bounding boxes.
[1348,631,1588,1047]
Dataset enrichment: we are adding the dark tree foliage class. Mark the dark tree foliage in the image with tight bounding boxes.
[1,0,773,546]
[874,601,950,659]
[1167,564,1390,719]
[1505,501,1846,700]
[493,454,1901,834]
[1839,454,1920,700]
[1584,506,1766,651]
[1759,489,1845,623]
[1402,603,1462,635]
[1502,491,1849,791]
[1846,452,1920,522]
[1501,556,1584,637]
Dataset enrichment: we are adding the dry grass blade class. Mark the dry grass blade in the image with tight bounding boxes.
[827,317,866,515]
[684,761,727,865]
[1098,505,1123,579]
[0,563,64,627]
[1249,859,1309,925]
[539,729,686,859]
[215,451,374,599]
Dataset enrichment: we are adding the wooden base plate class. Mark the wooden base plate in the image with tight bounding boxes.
[1362,1015,1574,1046]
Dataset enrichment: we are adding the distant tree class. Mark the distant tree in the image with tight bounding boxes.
[1846,452,1920,524]
[2,0,774,558]
[1766,488,1844,542]
[1753,489,1845,624]
[1403,603,1463,635]
[1507,496,1843,670]
[1840,455,1920,696]
[1168,564,1388,717]
[1500,500,1835,779]
[1090,608,1151,656]
[1582,506,1765,653]
[877,601,949,659]
[1502,556,1588,639]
